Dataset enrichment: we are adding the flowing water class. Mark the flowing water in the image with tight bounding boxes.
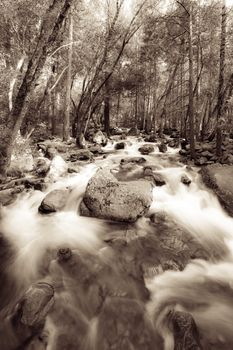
[0,137,233,350]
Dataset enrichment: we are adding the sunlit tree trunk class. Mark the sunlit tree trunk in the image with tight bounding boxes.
[188,4,196,159]
[216,0,226,157]
[63,8,73,141]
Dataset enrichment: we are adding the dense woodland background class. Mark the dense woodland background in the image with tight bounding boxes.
[0,0,232,176]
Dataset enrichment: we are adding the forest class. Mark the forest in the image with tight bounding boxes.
[0,0,233,349]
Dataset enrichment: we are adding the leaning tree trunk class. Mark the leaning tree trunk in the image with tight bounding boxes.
[0,0,73,177]
[216,0,227,157]
[104,79,110,136]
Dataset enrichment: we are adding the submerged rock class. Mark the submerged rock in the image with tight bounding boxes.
[80,169,153,222]
[38,188,70,214]
[19,282,54,327]
[201,164,233,216]
[168,310,203,350]
[138,144,155,155]
[97,297,156,350]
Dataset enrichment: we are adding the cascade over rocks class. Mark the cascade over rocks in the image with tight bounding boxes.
[201,164,233,216]
[138,144,155,155]
[39,188,71,214]
[80,168,153,222]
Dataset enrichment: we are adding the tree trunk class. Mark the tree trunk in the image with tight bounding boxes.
[216,0,227,157]
[104,79,110,136]
[0,0,73,177]
[63,8,73,141]
[188,4,196,159]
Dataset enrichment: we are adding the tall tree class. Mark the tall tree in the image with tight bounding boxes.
[216,0,227,157]
[63,6,73,141]
[188,2,196,159]
[0,0,73,177]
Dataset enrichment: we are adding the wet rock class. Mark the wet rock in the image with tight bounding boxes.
[88,144,103,154]
[169,310,203,350]
[38,188,70,214]
[153,173,166,186]
[34,157,51,176]
[200,150,214,159]
[57,247,72,261]
[181,174,192,186]
[69,149,93,162]
[120,157,146,165]
[93,130,108,146]
[194,157,208,166]
[80,169,153,222]
[181,139,189,150]
[0,186,25,206]
[115,141,126,150]
[144,134,157,142]
[158,143,167,153]
[128,127,139,136]
[201,164,233,216]
[143,167,166,186]
[110,127,124,135]
[138,144,155,155]
[96,297,156,350]
[120,133,127,140]
[168,139,179,148]
[24,178,45,191]
[18,283,54,327]
[47,155,68,180]
[0,283,54,350]
[179,149,188,156]
[45,146,57,160]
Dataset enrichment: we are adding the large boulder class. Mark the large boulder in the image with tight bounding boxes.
[38,188,70,214]
[80,169,153,222]
[201,164,233,216]
[93,130,108,146]
[138,144,155,155]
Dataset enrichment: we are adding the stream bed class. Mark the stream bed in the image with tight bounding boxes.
[0,137,233,350]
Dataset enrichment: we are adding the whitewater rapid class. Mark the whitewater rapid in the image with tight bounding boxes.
[0,137,233,349]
